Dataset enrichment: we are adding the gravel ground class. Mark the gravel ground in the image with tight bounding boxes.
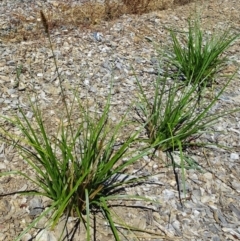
[0,0,240,240]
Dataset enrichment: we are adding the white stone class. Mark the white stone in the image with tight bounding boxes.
[35,230,57,241]
[230,153,239,160]
[0,163,6,169]
[203,172,213,180]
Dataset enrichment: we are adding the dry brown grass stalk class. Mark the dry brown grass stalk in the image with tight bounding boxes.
[40,10,49,34]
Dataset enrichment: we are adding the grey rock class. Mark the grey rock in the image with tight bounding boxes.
[162,189,175,201]
[6,60,15,66]
[28,197,44,216]
[93,32,103,42]
[212,236,220,241]
[229,203,240,220]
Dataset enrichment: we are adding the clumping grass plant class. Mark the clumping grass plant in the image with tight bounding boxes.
[1,95,152,241]
[135,68,239,194]
[135,73,237,154]
[167,19,240,88]
[0,11,157,241]
[135,14,240,190]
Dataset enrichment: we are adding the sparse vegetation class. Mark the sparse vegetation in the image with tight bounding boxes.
[0,1,239,241]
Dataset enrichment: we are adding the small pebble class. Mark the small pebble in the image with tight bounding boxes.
[203,172,213,180]
[0,163,6,170]
[36,230,57,241]
[0,233,6,241]
[29,197,44,216]
[21,233,32,241]
[230,153,239,160]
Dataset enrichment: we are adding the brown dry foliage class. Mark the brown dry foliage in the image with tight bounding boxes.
[122,0,152,14]
[173,0,192,5]
[2,0,194,43]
